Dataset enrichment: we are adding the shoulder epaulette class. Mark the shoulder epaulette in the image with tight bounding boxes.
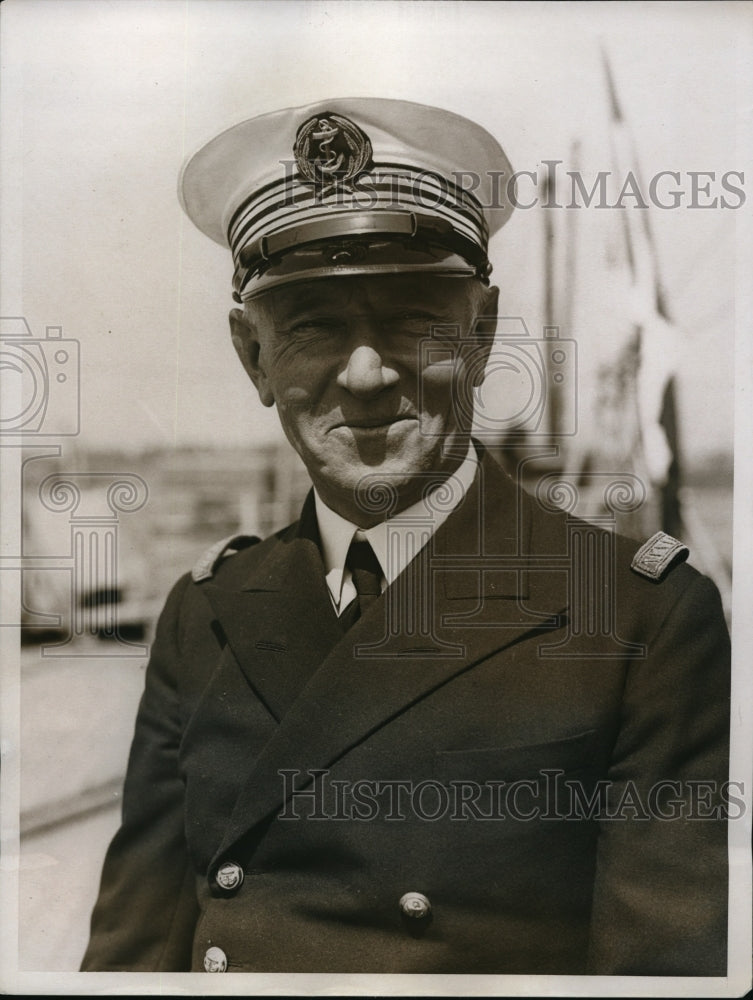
[191,533,260,582]
[630,531,689,582]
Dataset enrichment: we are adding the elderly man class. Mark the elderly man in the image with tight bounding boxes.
[82,99,729,976]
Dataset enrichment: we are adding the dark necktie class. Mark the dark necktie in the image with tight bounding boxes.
[339,538,383,630]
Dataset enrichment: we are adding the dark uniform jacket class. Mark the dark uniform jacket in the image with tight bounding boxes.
[81,453,730,975]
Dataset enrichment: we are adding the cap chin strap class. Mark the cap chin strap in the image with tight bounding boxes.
[232,210,491,301]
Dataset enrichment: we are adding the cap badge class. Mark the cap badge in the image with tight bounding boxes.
[294,113,373,194]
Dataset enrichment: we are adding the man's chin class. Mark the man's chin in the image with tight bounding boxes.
[331,460,419,494]
[320,459,447,521]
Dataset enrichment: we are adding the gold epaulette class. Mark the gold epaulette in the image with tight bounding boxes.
[191,534,260,582]
[630,531,689,582]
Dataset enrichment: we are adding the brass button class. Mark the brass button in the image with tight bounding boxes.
[203,946,227,972]
[215,860,244,892]
[399,891,432,920]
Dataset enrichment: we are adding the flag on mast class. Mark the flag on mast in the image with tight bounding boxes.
[600,48,683,537]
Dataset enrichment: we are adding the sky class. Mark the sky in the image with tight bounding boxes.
[1,0,750,460]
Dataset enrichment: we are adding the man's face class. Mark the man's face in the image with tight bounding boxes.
[230,273,497,524]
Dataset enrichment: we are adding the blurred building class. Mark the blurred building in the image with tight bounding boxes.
[20,440,311,646]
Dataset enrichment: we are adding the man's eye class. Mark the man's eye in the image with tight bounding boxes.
[289,319,342,335]
[388,312,438,332]
[393,311,432,322]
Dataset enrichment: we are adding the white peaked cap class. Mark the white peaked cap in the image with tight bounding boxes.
[179,97,514,300]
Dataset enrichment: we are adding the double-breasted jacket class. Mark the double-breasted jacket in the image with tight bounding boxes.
[82,454,730,975]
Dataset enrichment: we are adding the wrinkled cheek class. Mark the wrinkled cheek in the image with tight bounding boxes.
[419,361,470,424]
[274,390,330,452]
[277,384,312,408]
[274,384,316,429]
[272,392,308,448]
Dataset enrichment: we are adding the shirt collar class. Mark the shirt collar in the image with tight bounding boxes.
[314,445,479,605]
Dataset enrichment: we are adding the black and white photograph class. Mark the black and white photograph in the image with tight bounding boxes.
[1,1,751,995]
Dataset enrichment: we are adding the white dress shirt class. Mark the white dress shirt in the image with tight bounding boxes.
[314,446,479,614]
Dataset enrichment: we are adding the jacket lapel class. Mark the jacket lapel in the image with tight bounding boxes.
[208,453,570,870]
[200,493,343,722]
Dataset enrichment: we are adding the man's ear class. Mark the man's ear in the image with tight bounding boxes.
[467,284,500,386]
[228,308,275,407]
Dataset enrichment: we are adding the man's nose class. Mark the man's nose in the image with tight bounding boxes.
[336,339,399,398]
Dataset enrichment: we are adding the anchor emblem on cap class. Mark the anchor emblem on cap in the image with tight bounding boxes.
[294,112,373,192]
